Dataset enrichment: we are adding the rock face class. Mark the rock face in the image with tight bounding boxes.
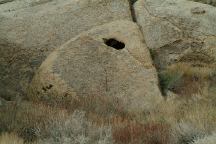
[0,0,14,4]
[0,0,132,99]
[134,0,216,69]
[28,20,162,112]
[190,0,216,7]
[0,97,6,107]
[192,133,216,144]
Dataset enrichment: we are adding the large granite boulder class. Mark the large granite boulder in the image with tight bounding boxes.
[0,0,132,100]
[28,20,162,112]
[134,0,216,69]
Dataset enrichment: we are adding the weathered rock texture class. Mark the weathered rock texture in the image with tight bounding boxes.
[28,20,162,112]
[0,0,132,99]
[134,0,216,69]
[190,0,216,6]
[191,133,216,144]
[0,0,14,4]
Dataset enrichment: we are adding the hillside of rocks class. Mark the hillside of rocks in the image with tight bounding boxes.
[0,0,216,144]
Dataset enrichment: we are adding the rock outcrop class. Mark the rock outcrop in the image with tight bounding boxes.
[191,133,216,144]
[28,20,162,112]
[134,0,216,69]
[0,0,132,99]
[1,0,216,143]
[190,0,216,7]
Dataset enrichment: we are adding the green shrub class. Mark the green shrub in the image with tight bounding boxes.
[159,70,183,96]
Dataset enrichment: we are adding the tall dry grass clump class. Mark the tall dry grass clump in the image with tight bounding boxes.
[159,62,214,97]
[0,101,114,144]
[1,62,216,143]
[0,101,69,142]
[191,132,216,144]
[0,133,23,144]
[112,121,170,144]
[147,98,216,144]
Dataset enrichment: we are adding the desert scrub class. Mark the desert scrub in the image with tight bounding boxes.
[0,132,24,144]
[171,122,205,144]
[112,121,171,144]
[144,97,216,144]
[161,97,216,131]
[159,69,183,96]
[0,101,113,144]
[0,101,69,142]
[37,110,113,144]
[159,63,213,97]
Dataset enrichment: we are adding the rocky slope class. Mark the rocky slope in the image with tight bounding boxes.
[0,0,216,144]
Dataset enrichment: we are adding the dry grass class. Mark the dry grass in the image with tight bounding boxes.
[112,121,170,144]
[166,63,213,79]
[1,63,216,144]
[35,93,129,121]
[159,62,214,97]
[0,101,114,144]
[86,96,216,144]
[1,96,216,144]
[0,133,24,144]
[37,110,113,144]
[0,101,69,142]
[148,98,216,143]
[1,88,216,144]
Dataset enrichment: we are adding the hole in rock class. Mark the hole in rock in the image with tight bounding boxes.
[103,38,125,50]
[42,84,53,92]
[47,84,53,89]
[0,96,11,101]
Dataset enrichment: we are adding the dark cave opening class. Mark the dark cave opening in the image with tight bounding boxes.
[103,38,125,50]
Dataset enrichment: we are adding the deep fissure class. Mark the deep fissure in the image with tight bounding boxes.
[128,0,138,22]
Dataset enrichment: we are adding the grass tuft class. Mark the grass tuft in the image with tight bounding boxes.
[0,133,24,144]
